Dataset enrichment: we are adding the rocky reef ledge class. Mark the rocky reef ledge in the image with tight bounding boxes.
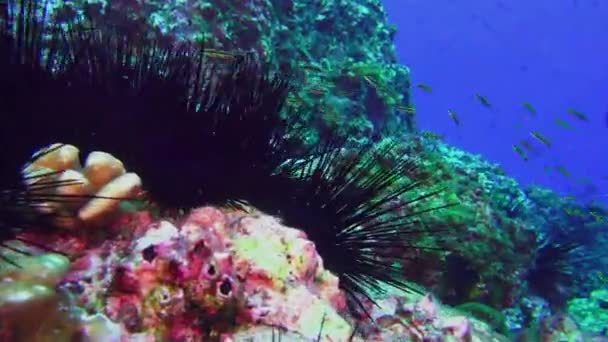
[1,203,509,341]
[3,0,606,339]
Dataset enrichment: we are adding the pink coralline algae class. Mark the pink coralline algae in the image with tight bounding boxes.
[1,205,497,341]
[56,206,352,340]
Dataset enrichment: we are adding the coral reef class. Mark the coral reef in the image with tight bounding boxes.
[55,0,412,144]
[512,313,607,342]
[356,289,510,342]
[503,295,551,331]
[2,120,605,340]
[0,251,119,341]
[26,206,354,339]
[392,135,608,316]
[525,187,608,296]
[0,204,511,341]
[380,135,539,310]
[4,0,608,339]
[567,288,608,335]
[454,302,508,335]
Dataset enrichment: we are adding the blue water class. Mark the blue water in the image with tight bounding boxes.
[382,0,608,205]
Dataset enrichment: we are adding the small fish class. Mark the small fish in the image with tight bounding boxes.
[562,195,575,201]
[308,87,327,96]
[416,83,433,93]
[397,105,416,115]
[514,123,522,129]
[513,145,528,161]
[530,131,552,147]
[447,109,460,125]
[522,102,536,115]
[300,63,324,72]
[566,108,588,121]
[475,93,492,108]
[520,140,533,151]
[578,177,592,184]
[596,271,608,284]
[202,48,241,61]
[337,89,356,97]
[556,165,570,177]
[286,94,302,106]
[421,131,444,140]
[362,75,379,89]
[543,166,552,173]
[589,211,606,222]
[554,118,572,129]
[321,108,341,124]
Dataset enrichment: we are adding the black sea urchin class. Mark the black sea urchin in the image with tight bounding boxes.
[2,0,455,319]
[251,137,456,316]
[526,232,592,309]
[0,1,142,265]
[1,0,193,167]
[124,52,295,209]
[2,0,299,210]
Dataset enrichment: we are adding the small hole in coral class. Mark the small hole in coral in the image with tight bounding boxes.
[142,245,157,262]
[194,241,206,253]
[68,281,85,294]
[160,289,170,303]
[219,277,232,296]
[207,264,216,276]
[168,260,181,276]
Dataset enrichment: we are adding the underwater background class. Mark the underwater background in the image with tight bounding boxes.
[383,0,608,206]
[1,0,608,341]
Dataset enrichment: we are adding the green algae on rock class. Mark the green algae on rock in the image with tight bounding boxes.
[567,288,608,335]
[360,132,606,319]
[55,0,413,144]
[375,134,538,309]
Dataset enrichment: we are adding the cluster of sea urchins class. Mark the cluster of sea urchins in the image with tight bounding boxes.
[0,0,454,317]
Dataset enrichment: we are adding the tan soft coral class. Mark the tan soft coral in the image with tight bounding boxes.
[23,143,142,227]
